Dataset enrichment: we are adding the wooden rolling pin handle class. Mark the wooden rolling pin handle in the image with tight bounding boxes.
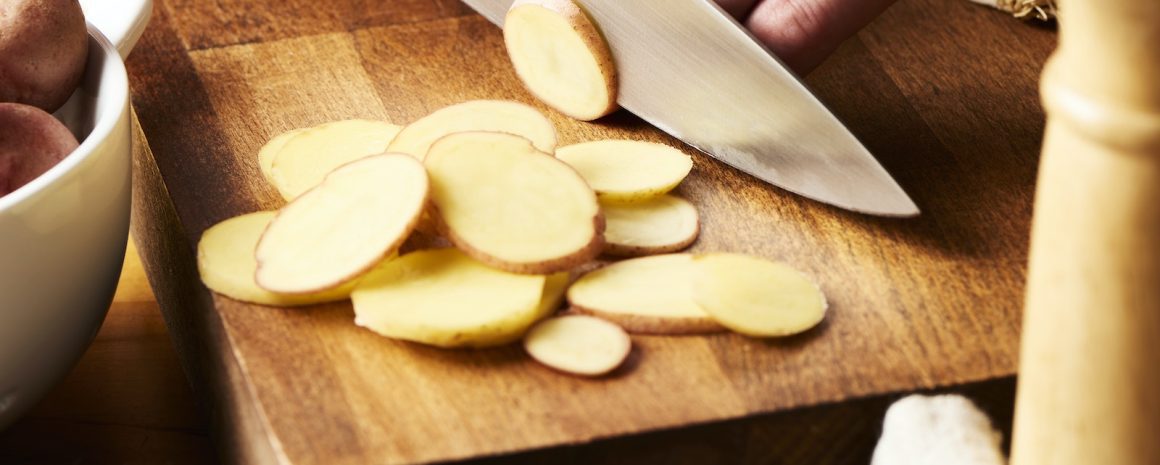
[1012,1,1160,465]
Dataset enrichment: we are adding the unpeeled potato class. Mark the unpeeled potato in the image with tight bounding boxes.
[0,102,78,197]
[0,0,89,111]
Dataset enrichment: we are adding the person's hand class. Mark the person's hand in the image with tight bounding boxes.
[715,0,898,73]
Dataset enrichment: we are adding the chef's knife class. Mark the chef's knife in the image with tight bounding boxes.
[463,0,919,216]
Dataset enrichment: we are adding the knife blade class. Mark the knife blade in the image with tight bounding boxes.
[462,0,919,216]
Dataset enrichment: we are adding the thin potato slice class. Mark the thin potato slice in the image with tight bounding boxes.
[692,253,826,337]
[567,254,724,334]
[257,127,306,184]
[556,140,693,202]
[352,248,548,348]
[387,100,557,160]
[539,271,571,316]
[524,315,631,376]
[198,212,359,306]
[504,0,617,121]
[425,131,603,274]
[602,195,699,257]
[268,119,402,200]
[255,154,428,294]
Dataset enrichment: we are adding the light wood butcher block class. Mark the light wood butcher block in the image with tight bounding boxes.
[124,0,1057,463]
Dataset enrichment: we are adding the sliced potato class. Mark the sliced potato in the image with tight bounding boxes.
[268,119,402,200]
[257,127,306,185]
[387,100,557,160]
[504,0,618,121]
[539,271,571,316]
[602,195,699,257]
[524,315,631,376]
[197,211,361,306]
[692,253,826,337]
[567,254,724,334]
[255,154,428,294]
[556,140,693,202]
[352,248,548,348]
[425,131,603,274]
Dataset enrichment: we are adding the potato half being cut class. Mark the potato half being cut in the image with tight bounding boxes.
[267,119,401,200]
[425,131,603,274]
[504,0,618,121]
[387,100,557,160]
[602,194,699,257]
[567,254,723,334]
[692,253,827,337]
[352,248,550,348]
[255,154,428,294]
[556,140,693,202]
[198,211,361,306]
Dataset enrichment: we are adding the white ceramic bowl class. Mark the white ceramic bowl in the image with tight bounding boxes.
[0,0,151,429]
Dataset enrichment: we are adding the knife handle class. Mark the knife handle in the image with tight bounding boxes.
[1012,2,1160,465]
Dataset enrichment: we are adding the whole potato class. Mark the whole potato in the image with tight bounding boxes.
[0,0,88,112]
[0,102,78,197]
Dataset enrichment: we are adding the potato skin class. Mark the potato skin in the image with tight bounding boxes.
[0,102,78,196]
[0,0,89,111]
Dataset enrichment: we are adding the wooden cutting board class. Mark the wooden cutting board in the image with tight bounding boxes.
[124,0,1057,463]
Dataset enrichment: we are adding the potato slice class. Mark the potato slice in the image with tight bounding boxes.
[567,254,724,334]
[425,131,603,274]
[539,271,571,316]
[257,127,306,185]
[524,315,631,376]
[602,195,699,257]
[352,248,549,348]
[197,211,360,306]
[255,154,428,294]
[556,140,693,202]
[268,120,402,200]
[387,100,557,160]
[692,253,826,337]
[504,0,618,121]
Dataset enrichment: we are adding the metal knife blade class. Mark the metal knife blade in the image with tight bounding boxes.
[462,0,919,216]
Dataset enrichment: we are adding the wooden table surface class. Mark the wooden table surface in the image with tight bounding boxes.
[1,0,1058,463]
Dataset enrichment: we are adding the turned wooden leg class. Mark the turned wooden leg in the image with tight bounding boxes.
[1011,1,1160,464]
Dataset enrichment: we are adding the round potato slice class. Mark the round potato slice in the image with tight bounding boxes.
[387,100,557,160]
[197,211,360,306]
[255,154,428,294]
[691,253,826,337]
[504,0,618,121]
[567,254,724,334]
[524,315,631,376]
[556,140,693,202]
[425,131,603,274]
[257,127,307,184]
[602,195,699,257]
[352,248,548,348]
[268,119,401,200]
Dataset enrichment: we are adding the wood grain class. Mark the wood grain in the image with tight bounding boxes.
[122,0,1057,463]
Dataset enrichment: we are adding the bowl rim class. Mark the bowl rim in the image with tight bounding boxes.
[0,25,129,212]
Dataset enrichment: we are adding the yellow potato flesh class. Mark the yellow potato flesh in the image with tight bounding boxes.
[197,211,357,306]
[268,120,401,200]
[567,254,722,334]
[692,254,826,337]
[504,1,616,121]
[523,315,630,376]
[556,140,693,202]
[425,131,601,273]
[602,195,699,256]
[387,100,557,160]
[255,154,428,294]
[352,248,548,348]
[258,128,306,184]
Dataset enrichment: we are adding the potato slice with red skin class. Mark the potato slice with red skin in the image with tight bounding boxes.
[556,140,693,202]
[691,253,827,337]
[425,131,603,274]
[0,102,77,197]
[352,248,549,348]
[197,211,364,306]
[387,100,557,160]
[602,195,699,257]
[255,154,428,294]
[524,315,631,377]
[504,0,618,121]
[267,120,402,200]
[567,254,724,334]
